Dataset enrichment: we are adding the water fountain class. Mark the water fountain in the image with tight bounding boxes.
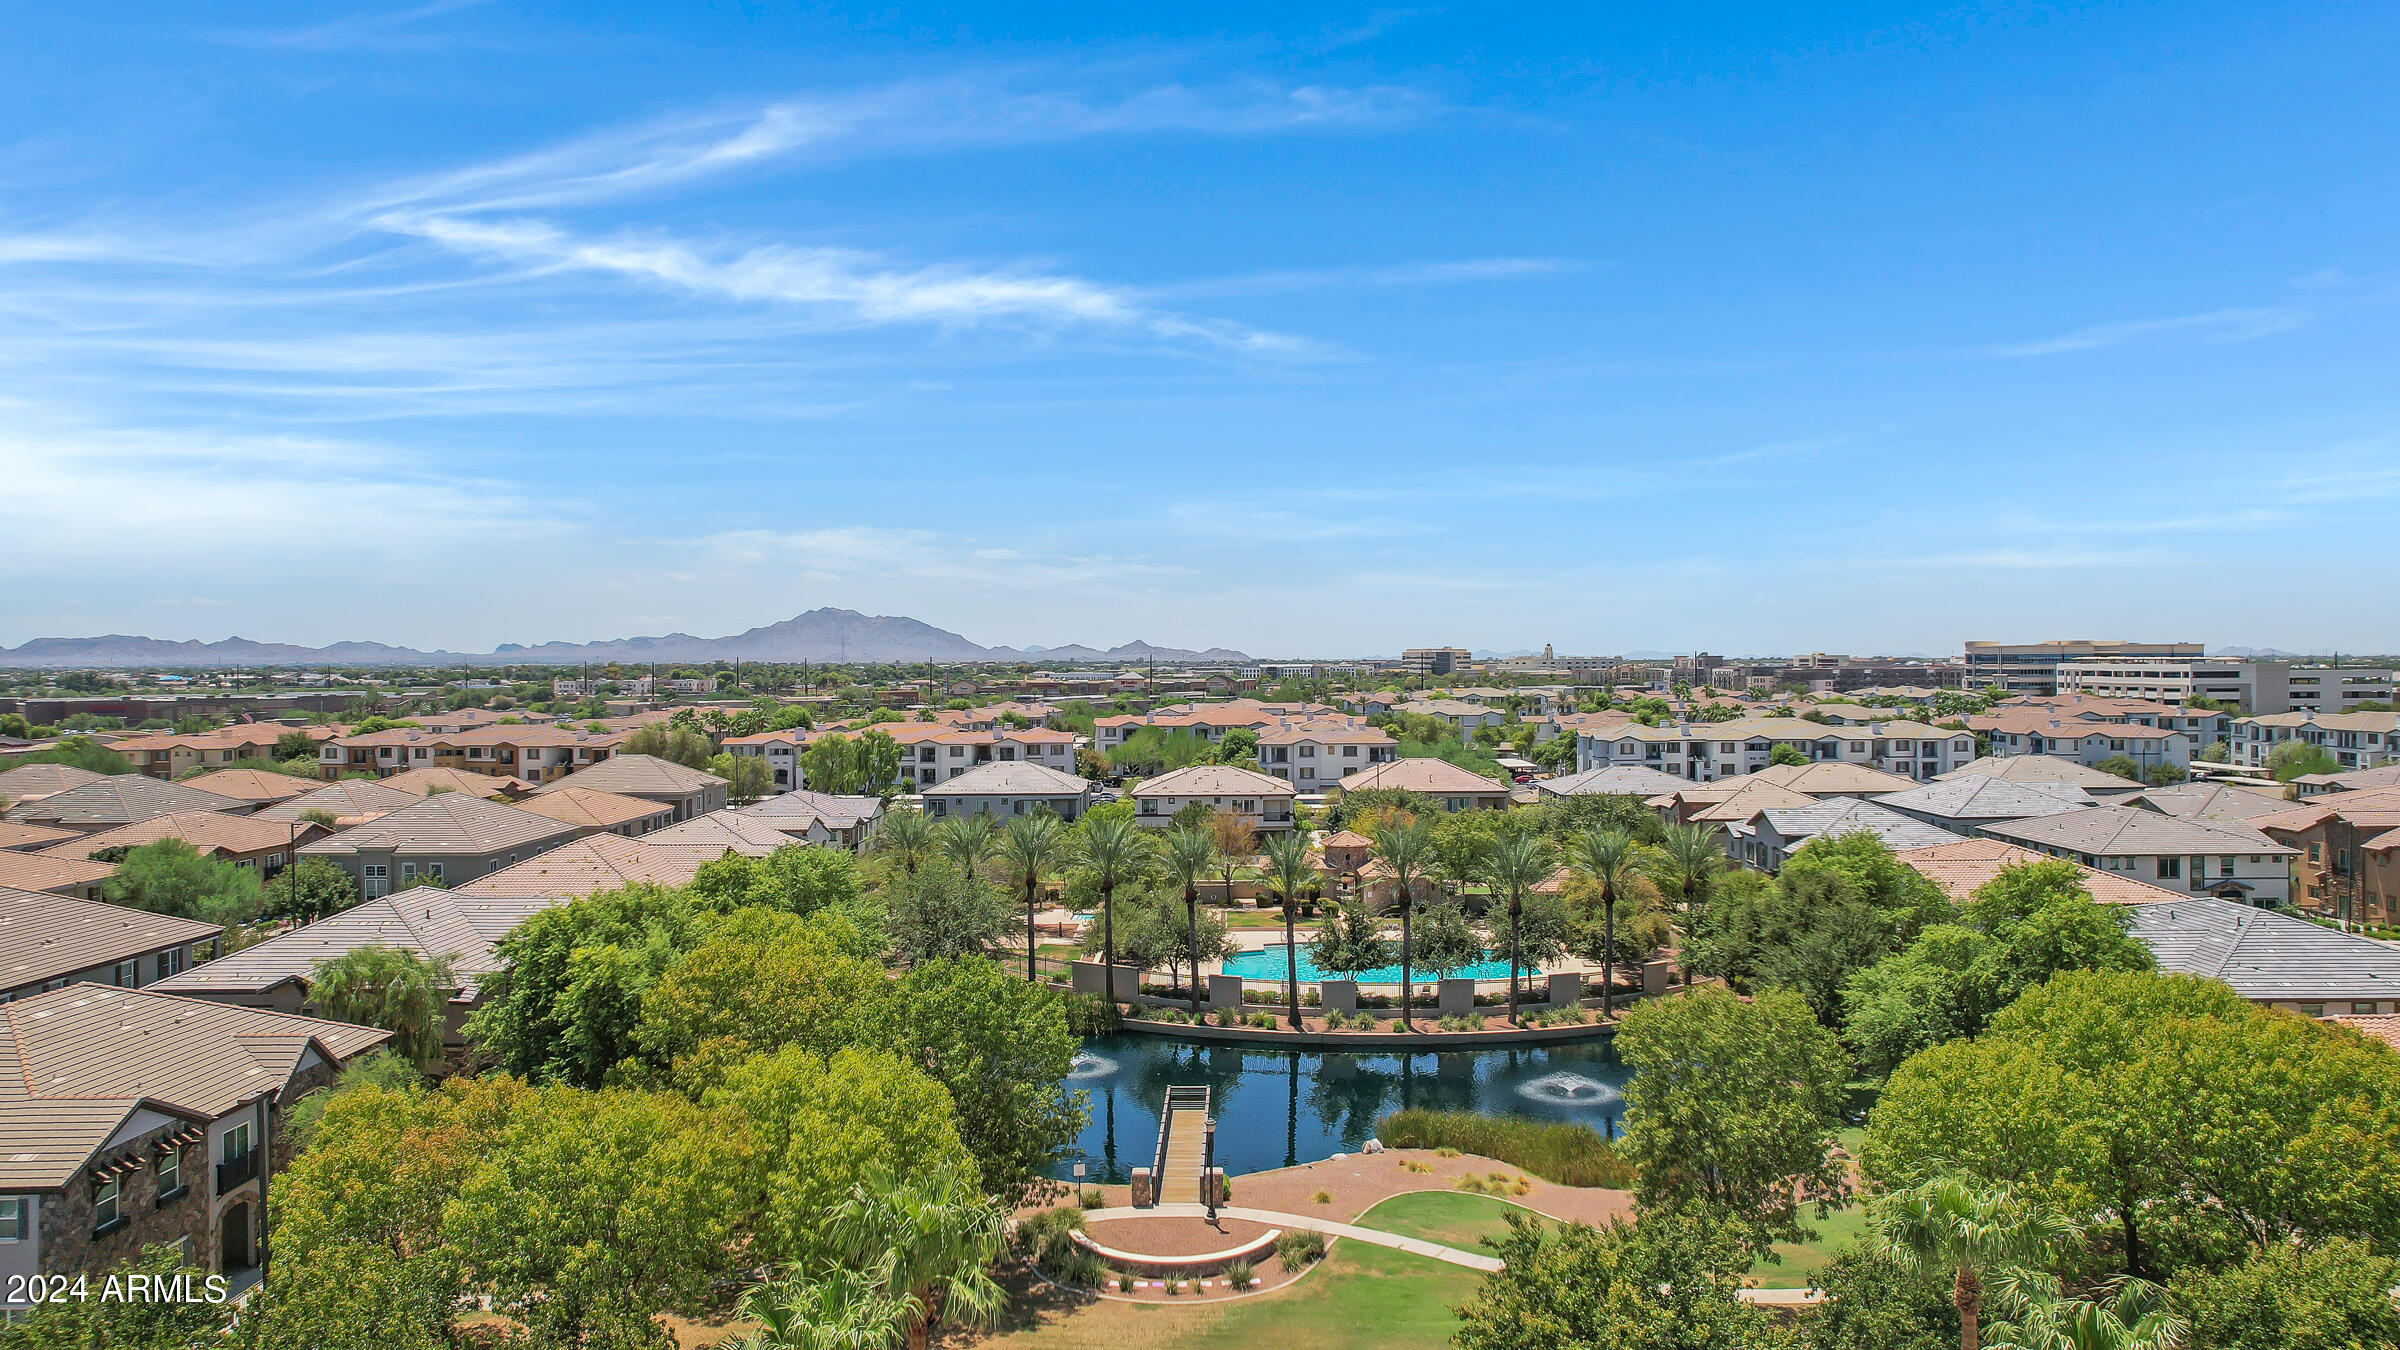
[1066,1051,1120,1082]
[1514,1069,1621,1109]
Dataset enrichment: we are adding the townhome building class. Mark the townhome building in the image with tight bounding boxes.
[1390,698,1510,741]
[297,793,580,898]
[1131,764,1297,832]
[34,811,329,877]
[724,723,1079,792]
[0,987,387,1301]
[1736,800,1964,871]
[2230,711,2400,772]
[251,778,424,827]
[0,852,115,902]
[2125,895,2400,1018]
[4,777,250,833]
[1979,807,2298,906]
[728,790,885,849]
[174,768,319,807]
[2247,788,2400,926]
[531,753,725,822]
[0,765,109,808]
[1938,754,2152,800]
[0,885,221,1002]
[318,725,629,785]
[1335,758,1511,811]
[450,834,768,898]
[1970,710,2195,773]
[1895,838,2186,907]
[1869,777,2096,835]
[1254,720,1397,790]
[511,786,676,838]
[1573,717,1976,783]
[1091,701,1344,753]
[108,726,333,780]
[920,762,1097,822]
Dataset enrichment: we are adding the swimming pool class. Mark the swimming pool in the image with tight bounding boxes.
[1220,943,1524,986]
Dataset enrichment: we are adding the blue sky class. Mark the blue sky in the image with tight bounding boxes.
[3,2,2397,657]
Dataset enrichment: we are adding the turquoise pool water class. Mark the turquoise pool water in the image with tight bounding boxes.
[1220,943,1521,986]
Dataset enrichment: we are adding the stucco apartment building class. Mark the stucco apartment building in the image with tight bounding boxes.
[1255,720,1398,790]
[0,987,387,1302]
[318,725,629,785]
[723,723,1078,792]
[1573,717,1976,783]
[2230,711,2400,772]
[1130,764,1297,832]
[920,762,1097,822]
[33,810,329,877]
[2249,788,2400,927]
[1091,701,1346,754]
[109,725,334,780]
[1970,709,2196,773]
[297,792,580,898]
[531,753,726,822]
[1336,758,1511,811]
[1979,806,2298,906]
[0,885,221,1002]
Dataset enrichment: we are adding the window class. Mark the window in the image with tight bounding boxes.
[2157,857,2182,880]
[2301,1002,2326,1018]
[114,959,138,988]
[1299,745,1315,757]
[93,1177,121,1233]
[2354,1002,2380,1015]
[2220,856,2236,876]
[155,1145,181,1200]
[223,1122,251,1165]
[0,1196,21,1240]
[1343,745,1358,757]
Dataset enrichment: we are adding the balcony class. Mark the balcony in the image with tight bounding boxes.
[217,1148,260,1192]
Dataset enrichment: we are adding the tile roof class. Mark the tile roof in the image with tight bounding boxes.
[1534,765,1695,798]
[2329,1013,2400,1052]
[1939,755,2149,792]
[253,778,423,824]
[1981,805,2296,857]
[647,810,804,852]
[1131,765,1297,798]
[1870,777,2095,822]
[733,789,885,832]
[534,753,725,797]
[34,810,316,862]
[920,762,1095,797]
[0,985,388,1189]
[175,768,321,804]
[1750,761,1923,796]
[0,885,221,992]
[0,765,110,803]
[2130,782,2300,823]
[449,835,747,897]
[378,767,517,799]
[0,821,77,852]
[2298,765,2400,794]
[512,786,674,831]
[298,792,579,858]
[5,777,246,830]
[1894,838,2182,905]
[151,888,561,999]
[1759,800,1966,854]
[1337,758,1509,795]
[0,853,116,897]
[2126,895,2400,1002]
[1685,780,1819,823]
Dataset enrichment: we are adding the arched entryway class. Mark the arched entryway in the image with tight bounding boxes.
[219,1201,253,1273]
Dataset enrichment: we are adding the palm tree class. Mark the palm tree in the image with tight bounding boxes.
[734,1266,917,1350]
[1567,825,1641,1020]
[1161,826,1218,1012]
[1370,818,1434,1029]
[1651,820,1724,913]
[306,945,455,1064]
[934,813,998,878]
[1260,832,1318,1029]
[1481,832,1555,1026]
[1877,1176,2083,1350]
[1985,1272,2187,1350]
[872,809,932,876]
[1076,813,1154,1003]
[996,812,1070,984]
[819,1165,1009,1350]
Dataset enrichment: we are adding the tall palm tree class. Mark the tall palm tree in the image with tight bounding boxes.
[871,809,932,876]
[1652,820,1724,913]
[820,1165,1009,1350]
[934,813,999,878]
[1877,1176,2083,1350]
[1370,818,1434,1029]
[1161,826,1218,1012]
[1260,831,1318,1029]
[1076,813,1154,1002]
[996,812,1071,984]
[307,945,456,1064]
[1985,1272,2187,1350]
[1481,832,1555,1026]
[1567,825,1641,1020]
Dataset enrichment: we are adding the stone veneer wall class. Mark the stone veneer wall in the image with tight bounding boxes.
[40,1135,208,1278]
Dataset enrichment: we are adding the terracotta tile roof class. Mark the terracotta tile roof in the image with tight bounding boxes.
[534,753,724,798]
[1894,837,2181,905]
[379,767,517,799]
[34,810,317,862]
[1336,758,1508,795]
[2129,782,2295,823]
[450,835,747,897]
[1686,780,1818,823]
[0,852,116,897]
[253,778,423,824]
[1534,766,1695,798]
[5,777,246,830]
[1131,765,1297,798]
[1939,756,2149,792]
[0,885,221,993]
[1750,761,1922,796]
[0,985,388,1189]
[174,768,320,804]
[513,786,675,832]
[299,793,579,858]
[646,810,802,852]
[2331,1014,2400,1051]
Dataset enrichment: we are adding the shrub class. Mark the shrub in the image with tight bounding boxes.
[1079,1186,1105,1208]
[1222,1259,1256,1290]
[1311,1189,1332,1205]
[1273,1229,1327,1267]
[1247,1012,1276,1028]
[1377,1109,1634,1188]
[1116,1271,1134,1293]
[1165,1278,1183,1296]
[1058,1248,1107,1287]
[1457,1174,1489,1193]
[1061,993,1123,1035]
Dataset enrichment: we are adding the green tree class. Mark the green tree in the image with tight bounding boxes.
[1618,984,1850,1253]
[1770,743,1812,767]
[1453,1212,1776,1350]
[263,856,361,923]
[1308,896,1392,984]
[709,751,776,804]
[884,958,1083,1206]
[637,908,891,1093]
[1567,825,1642,1019]
[274,729,322,762]
[9,734,134,774]
[622,722,717,769]
[1371,817,1435,1025]
[309,946,456,1065]
[1074,813,1156,998]
[994,811,1071,983]
[732,1267,916,1350]
[1482,830,1556,1024]
[1409,894,1485,980]
[103,837,259,925]
[1798,1249,1963,1350]
[884,859,1014,965]
[2092,755,2143,783]
[801,733,866,794]
[871,807,933,876]
[1260,830,1317,1028]
[706,1045,978,1269]
[1875,1176,2082,1350]
[2142,762,2188,786]
[1160,825,1217,1010]
[0,1243,236,1349]
[934,812,999,877]
[813,1164,1009,1350]
[1985,1272,2185,1350]
[465,883,703,1088]
[2266,740,2341,782]
[2167,1235,2400,1350]
[1650,820,1725,912]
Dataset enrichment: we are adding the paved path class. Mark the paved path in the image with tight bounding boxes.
[1080,1203,1826,1304]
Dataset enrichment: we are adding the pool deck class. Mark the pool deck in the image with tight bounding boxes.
[1115,1016,1613,1049]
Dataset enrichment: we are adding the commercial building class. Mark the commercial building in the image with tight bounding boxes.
[1962,640,2206,696]
[2055,658,2288,713]
[1400,647,1473,678]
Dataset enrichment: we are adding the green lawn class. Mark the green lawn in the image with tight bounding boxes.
[1352,1191,1528,1252]
[1749,1202,1870,1289]
[971,1244,1479,1350]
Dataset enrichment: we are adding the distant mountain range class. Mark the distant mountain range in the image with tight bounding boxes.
[0,609,1253,668]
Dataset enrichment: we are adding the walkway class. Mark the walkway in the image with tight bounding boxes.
[1158,1097,1208,1204]
[1078,1202,1824,1304]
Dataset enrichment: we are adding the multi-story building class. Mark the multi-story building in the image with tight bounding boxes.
[109,726,333,780]
[1573,717,1977,783]
[1130,764,1297,832]
[297,793,580,898]
[2250,789,2400,926]
[2230,711,2400,772]
[529,753,727,823]
[0,885,221,1003]
[725,723,1080,792]
[2054,658,2288,713]
[2286,668,2399,715]
[1963,640,2207,696]
[1254,720,1397,789]
[1980,807,2297,906]
[319,725,629,785]
[1400,647,1472,678]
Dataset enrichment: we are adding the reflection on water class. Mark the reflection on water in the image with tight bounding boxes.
[1053,1031,1628,1182]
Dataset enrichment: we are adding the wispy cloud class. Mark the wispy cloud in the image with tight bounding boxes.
[1147,256,1575,299]
[213,0,497,53]
[1987,305,2308,358]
